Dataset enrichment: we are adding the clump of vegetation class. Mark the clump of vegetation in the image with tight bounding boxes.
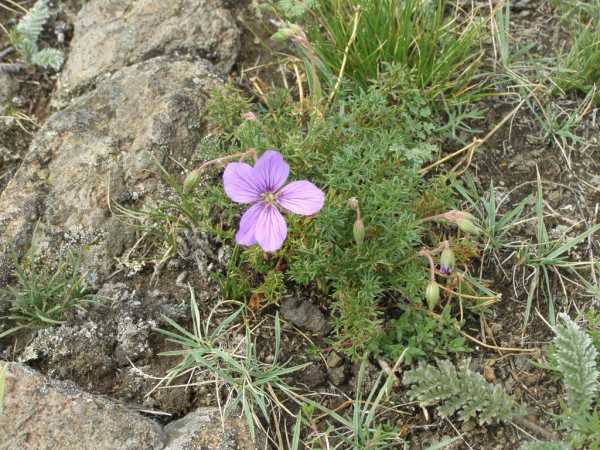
[456,174,600,331]
[0,254,90,337]
[378,306,469,365]
[552,0,600,101]
[1,0,64,71]
[404,358,526,426]
[272,0,486,103]
[404,314,600,449]
[290,353,461,449]
[159,294,459,449]
[166,78,495,360]
[154,290,307,441]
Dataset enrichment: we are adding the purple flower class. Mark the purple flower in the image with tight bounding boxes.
[223,150,325,252]
[439,265,451,276]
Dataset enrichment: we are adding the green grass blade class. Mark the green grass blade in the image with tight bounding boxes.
[542,266,555,325]
[291,410,302,450]
[523,269,539,333]
[0,325,27,339]
[210,305,244,340]
[543,224,600,262]
[157,314,199,343]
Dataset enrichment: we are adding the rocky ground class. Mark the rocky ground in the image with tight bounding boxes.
[1,0,599,449]
[0,0,257,448]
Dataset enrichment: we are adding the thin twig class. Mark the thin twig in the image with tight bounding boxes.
[0,47,14,61]
[513,416,560,442]
[5,0,28,13]
[0,63,26,74]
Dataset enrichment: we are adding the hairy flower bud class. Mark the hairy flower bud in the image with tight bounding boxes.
[353,217,365,246]
[241,111,257,122]
[271,23,302,43]
[271,29,293,42]
[183,169,201,193]
[440,246,455,275]
[425,280,440,310]
[437,210,480,235]
[457,218,480,235]
[347,197,359,211]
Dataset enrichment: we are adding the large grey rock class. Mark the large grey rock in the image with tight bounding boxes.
[0,57,221,282]
[59,0,240,97]
[0,362,166,450]
[164,407,262,450]
[0,363,264,450]
[15,282,210,413]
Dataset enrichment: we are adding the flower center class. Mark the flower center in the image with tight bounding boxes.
[262,192,277,205]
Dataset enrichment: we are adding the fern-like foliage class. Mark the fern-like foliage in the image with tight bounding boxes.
[276,0,316,18]
[16,0,49,43]
[403,359,526,425]
[520,442,571,450]
[8,0,63,71]
[554,313,599,415]
[30,48,64,70]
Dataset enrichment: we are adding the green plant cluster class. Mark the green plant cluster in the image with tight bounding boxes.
[4,0,64,70]
[404,314,600,449]
[114,0,494,365]
[552,0,600,100]
[378,306,469,365]
[273,0,486,103]
[156,295,306,441]
[403,358,526,426]
[190,78,480,358]
[0,253,90,337]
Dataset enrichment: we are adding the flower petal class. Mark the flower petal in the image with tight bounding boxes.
[276,180,325,215]
[254,150,289,192]
[254,204,287,252]
[235,203,264,246]
[223,162,261,204]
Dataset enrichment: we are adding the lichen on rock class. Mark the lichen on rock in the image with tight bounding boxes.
[0,57,223,283]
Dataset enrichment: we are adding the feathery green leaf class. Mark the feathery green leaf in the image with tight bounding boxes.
[30,48,64,70]
[403,359,526,426]
[16,0,50,44]
[554,313,599,415]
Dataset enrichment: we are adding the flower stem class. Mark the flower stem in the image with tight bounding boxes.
[418,250,437,282]
[184,149,257,192]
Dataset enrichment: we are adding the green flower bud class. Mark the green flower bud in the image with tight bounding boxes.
[353,217,365,246]
[425,280,440,310]
[271,24,300,42]
[183,169,201,193]
[457,218,480,235]
[440,246,455,275]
